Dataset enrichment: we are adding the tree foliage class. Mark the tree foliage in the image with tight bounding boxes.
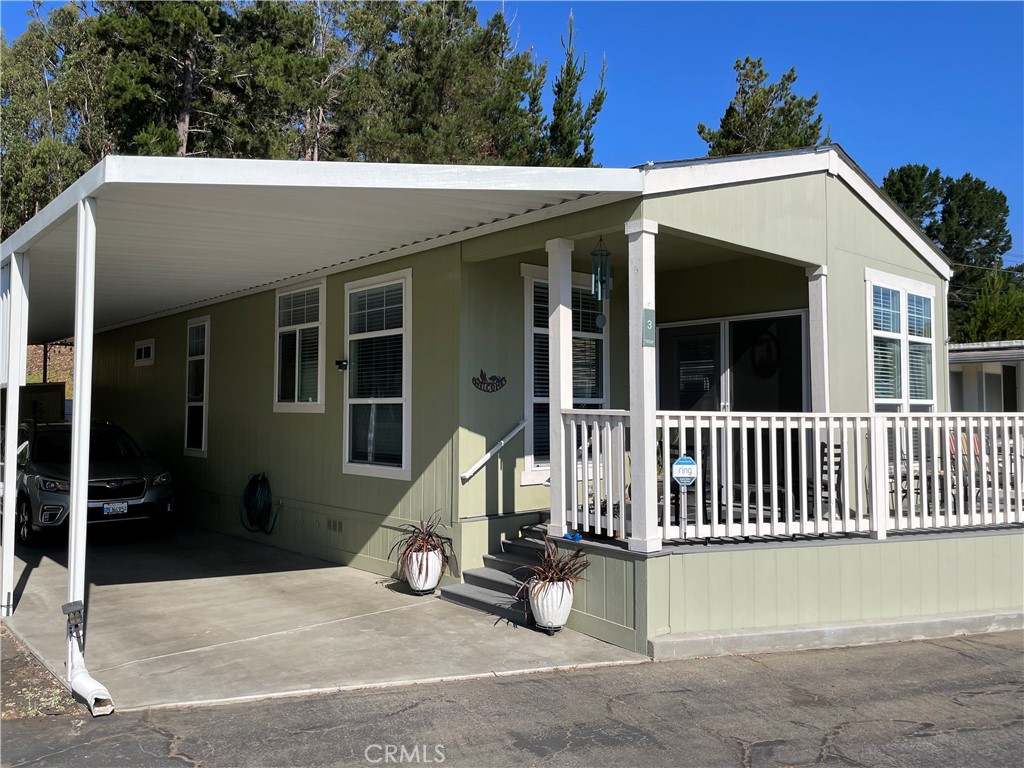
[545,12,606,167]
[882,164,1016,341]
[1,0,607,238]
[957,271,1024,343]
[697,56,824,156]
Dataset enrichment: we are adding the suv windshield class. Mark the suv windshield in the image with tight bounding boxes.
[32,427,144,464]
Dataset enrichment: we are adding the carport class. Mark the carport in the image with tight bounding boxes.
[1,156,642,713]
[2,528,642,710]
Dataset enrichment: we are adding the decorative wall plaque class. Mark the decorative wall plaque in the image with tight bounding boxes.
[472,369,507,393]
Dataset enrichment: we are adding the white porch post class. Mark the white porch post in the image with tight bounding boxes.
[2,252,29,617]
[546,238,573,538]
[806,266,830,412]
[68,198,96,669]
[626,219,661,553]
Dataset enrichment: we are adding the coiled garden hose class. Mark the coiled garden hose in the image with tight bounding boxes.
[240,472,278,534]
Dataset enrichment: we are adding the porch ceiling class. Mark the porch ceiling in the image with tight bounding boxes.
[2,156,642,344]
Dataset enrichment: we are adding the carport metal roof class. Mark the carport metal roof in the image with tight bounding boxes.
[1,156,643,344]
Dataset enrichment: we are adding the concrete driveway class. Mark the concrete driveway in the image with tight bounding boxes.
[0,527,644,711]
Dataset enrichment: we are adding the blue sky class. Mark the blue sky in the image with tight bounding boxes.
[3,1,1022,262]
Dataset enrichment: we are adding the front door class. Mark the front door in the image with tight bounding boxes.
[658,324,720,411]
[658,315,805,412]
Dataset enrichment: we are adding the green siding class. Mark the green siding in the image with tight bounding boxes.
[562,542,642,653]
[644,531,1023,639]
[823,175,949,411]
[93,248,462,576]
[643,174,828,265]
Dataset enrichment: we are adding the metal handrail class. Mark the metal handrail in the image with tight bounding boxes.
[460,420,527,484]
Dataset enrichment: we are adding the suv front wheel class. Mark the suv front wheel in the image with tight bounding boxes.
[16,497,38,547]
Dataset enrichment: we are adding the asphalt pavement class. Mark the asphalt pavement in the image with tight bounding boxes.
[2,630,1022,767]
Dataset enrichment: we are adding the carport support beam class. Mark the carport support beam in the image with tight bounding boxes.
[2,252,29,617]
[66,197,113,715]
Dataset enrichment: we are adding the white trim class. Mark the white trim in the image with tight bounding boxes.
[184,317,210,457]
[66,198,97,686]
[522,266,610,487]
[2,156,641,260]
[2,252,28,616]
[273,278,326,414]
[642,151,831,196]
[865,269,937,412]
[643,148,952,281]
[806,266,830,411]
[134,338,155,367]
[343,268,412,482]
[863,267,936,298]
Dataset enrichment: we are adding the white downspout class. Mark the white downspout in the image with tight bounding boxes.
[67,197,113,716]
[2,251,28,616]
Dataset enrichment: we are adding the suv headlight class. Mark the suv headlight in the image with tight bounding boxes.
[152,471,171,486]
[38,477,70,492]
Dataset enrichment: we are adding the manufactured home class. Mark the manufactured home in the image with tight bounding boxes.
[3,146,1021,682]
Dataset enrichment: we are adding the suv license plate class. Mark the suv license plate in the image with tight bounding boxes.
[103,502,128,516]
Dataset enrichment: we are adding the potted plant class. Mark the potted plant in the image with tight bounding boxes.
[390,515,454,595]
[516,539,590,634]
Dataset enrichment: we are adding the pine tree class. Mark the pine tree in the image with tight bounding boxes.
[96,0,229,156]
[545,12,606,167]
[882,165,1015,339]
[697,57,823,156]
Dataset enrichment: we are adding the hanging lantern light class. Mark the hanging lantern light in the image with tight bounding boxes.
[590,236,612,302]
[590,236,611,330]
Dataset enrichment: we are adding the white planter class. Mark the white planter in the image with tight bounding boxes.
[405,549,443,594]
[528,579,575,634]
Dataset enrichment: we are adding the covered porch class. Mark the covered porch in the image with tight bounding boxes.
[538,151,1022,549]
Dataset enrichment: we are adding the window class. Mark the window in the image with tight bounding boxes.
[185,317,209,456]
[866,269,936,412]
[344,270,411,480]
[274,281,325,413]
[134,339,154,367]
[523,265,608,485]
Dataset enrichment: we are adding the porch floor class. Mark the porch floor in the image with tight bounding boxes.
[1,527,644,711]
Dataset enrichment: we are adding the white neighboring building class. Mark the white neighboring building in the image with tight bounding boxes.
[949,340,1024,412]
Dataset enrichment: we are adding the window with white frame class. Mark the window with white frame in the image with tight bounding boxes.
[134,339,154,367]
[523,268,608,483]
[867,269,936,412]
[344,270,411,479]
[275,281,325,412]
[185,318,209,456]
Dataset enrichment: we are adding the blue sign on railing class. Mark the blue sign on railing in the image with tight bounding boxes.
[672,455,697,487]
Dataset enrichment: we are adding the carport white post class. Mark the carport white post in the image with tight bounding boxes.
[546,238,573,539]
[67,197,114,714]
[626,219,661,553]
[2,251,29,617]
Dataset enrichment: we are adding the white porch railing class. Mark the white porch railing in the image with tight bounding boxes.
[564,410,630,539]
[562,409,1024,542]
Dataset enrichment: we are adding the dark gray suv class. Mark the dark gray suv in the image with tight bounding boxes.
[6,421,174,545]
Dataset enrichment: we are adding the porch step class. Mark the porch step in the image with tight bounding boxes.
[440,528,548,626]
[502,537,546,559]
[463,567,523,597]
[439,583,530,625]
[481,550,537,576]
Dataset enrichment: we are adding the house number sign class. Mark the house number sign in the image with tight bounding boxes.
[642,309,656,347]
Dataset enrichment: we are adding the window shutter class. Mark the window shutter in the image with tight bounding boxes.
[873,337,901,399]
[908,342,932,400]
